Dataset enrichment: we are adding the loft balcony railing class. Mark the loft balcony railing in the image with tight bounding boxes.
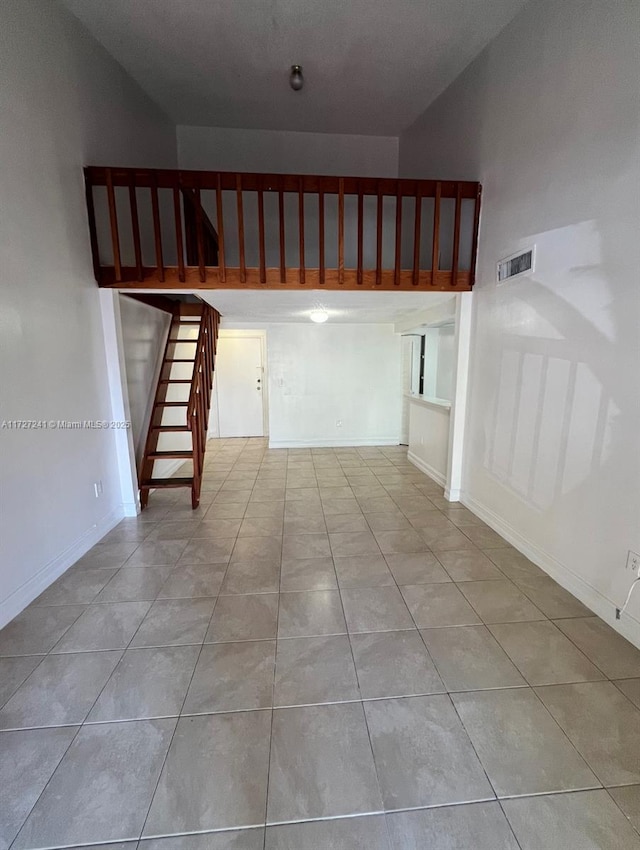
[84,167,482,291]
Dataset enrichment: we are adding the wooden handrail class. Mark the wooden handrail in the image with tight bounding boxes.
[84,167,481,291]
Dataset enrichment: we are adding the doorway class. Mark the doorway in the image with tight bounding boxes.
[213,330,268,438]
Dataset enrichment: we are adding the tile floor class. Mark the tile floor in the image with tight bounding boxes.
[1,439,640,850]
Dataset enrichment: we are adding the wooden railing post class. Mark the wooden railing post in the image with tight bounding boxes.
[431,181,441,287]
[105,168,122,282]
[194,188,206,283]
[470,184,482,287]
[257,177,266,284]
[357,181,364,286]
[128,175,143,281]
[451,183,462,288]
[173,185,186,283]
[412,182,422,286]
[376,180,383,287]
[318,185,325,285]
[236,174,246,283]
[278,182,286,283]
[215,174,226,283]
[150,173,165,282]
[298,177,305,285]
[338,178,345,285]
[394,181,402,286]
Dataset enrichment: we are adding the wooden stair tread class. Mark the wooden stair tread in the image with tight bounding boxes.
[153,401,188,407]
[148,450,193,459]
[140,477,193,489]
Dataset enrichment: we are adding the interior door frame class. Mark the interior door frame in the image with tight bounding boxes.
[212,329,269,438]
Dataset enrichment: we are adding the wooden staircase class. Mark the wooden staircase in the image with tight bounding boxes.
[139,299,220,510]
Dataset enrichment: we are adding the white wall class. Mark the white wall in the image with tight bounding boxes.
[178,125,398,176]
[220,322,403,447]
[118,296,171,465]
[408,401,451,486]
[178,125,400,270]
[0,1,177,627]
[400,0,640,639]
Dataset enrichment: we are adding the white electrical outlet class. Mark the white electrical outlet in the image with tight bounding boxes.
[336,420,342,428]
[626,550,640,574]
[94,480,103,498]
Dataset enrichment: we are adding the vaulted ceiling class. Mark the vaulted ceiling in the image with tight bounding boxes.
[62,0,527,136]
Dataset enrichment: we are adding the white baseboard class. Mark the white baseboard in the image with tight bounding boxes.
[445,487,461,502]
[0,506,124,630]
[407,451,447,489]
[122,500,140,518]
[462,493,640,649]
[269,438,401,449]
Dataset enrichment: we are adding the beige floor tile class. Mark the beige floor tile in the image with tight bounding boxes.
[341,586,415,632]
[536,680,640,785]
[421,625,526,691]
[608,784,640,832]
[384,553,451,585]
[333,554,395,588]
[452,688,598,796]
[489,620,606,684]
[502,789,640,850]
[400,584,482,628]
[614,677,640,708]
[458,580,546,624]
[555,617,640,679]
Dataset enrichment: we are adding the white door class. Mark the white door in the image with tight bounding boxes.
[215,336,265,437]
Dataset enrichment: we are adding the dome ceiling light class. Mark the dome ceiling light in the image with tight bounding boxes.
[309,308,328,323]
[290,65,304,91]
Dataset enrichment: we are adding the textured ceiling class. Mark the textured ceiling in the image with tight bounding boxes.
[62,0,527,136]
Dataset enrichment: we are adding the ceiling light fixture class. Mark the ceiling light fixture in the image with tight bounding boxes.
[309,308,328,324]
[290,65,304,91]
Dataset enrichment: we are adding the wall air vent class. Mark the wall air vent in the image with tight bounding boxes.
[497,247,534,284]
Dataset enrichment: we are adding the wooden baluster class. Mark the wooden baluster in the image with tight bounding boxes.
[216,174,226,283]
[128,176,143,281]
[105,168,122,282]
[451,183,462,288]
[278,184,286,283]
[236,174,246,283]
[357,181,364,286]
[258,179,266,284]
[470,184,482,287]
[338,178,345,285]
[194,188,206,283]
[412,183,422,286]
[172,186,185,283]
[298,178,305,285]
[394,181,402,286]
[431,181,441,287]
[150,174,165,282]
[318,185,325,285]
[376,181,383,286]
